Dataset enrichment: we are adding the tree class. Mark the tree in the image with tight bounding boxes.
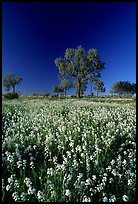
[110,81,135,96]
[60,79,73,96]
[87,72,101,96]
[110,81,123,96]
[131,83,136,94]
[55,45,105,98]
[74,79,87,96]
[123,81,134,96]
[87,54,105,96]
[94,79,106,97]
[3,73,23,93]
[52,85,64,95]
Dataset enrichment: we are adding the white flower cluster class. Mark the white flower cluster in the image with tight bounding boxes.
[2,99,136,202]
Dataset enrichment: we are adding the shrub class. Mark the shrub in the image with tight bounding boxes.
[43,93,50,97]
[58,95,66,99]
[132,96,136,102]
[4,92,19,99]
[70,95,77,98]
[47,95,59,100]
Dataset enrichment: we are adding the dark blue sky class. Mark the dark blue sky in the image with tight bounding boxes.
[2,2,136,95]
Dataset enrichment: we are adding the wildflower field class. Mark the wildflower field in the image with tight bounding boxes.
[2,98,136,202]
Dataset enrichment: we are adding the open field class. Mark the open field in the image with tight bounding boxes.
[2,98,136,202]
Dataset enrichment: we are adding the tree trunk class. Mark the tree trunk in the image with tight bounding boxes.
[64,89,66,96]
[78,79,81,98]
[97,90,98,97]
[90,80,93,96]
[12,85,15,93]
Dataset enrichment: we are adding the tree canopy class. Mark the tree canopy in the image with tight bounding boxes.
[3,73,23,93]
[94,79,106,96]
[60,79,73,96]
[110,81,136,96]
[55,45,105,98]
[52,85,64,95]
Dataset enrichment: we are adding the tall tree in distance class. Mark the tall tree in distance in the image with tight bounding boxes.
[94,79,106,97]
[110,81,135,96]
[60,79,73,96]
[87,52,105,96]
[87,72,101,96]
[131,83,136,95]
[52,85,64,95]
[110,81,124,96]
[3,73,23,93]
[55,45,105,98]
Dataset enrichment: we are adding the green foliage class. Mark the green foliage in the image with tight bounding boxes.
[60,80,73,96]
[94,79,106,96]
[43,93,50,97]
[4,92,19,99]
[47,95,59,100]
[3,73,23,93]
[55,45,105,98]
[110,81,135,96]
[131,83,136,94]
[132,96,136,102]
[53,86,64,94]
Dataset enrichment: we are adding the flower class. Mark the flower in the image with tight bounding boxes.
[65,189,71,198]
[109,195,116,202]
[85,178,92,186]
[6,184,11,191]
[103,196,108,202]
[92,175,96,180]
[28,187,36,195]
[12,192,20,201]
[20,192,28,201]
[37,190,44,201]
[128,179,132,186]
[77,173,83,180]
[2,99,136,202]
[17,160,22,168]
[123,195,129,202]
[82,195,91,202]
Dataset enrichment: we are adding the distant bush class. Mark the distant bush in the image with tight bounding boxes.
[47,95,53,100]
[53,94,59,98]
[33,93,39,96]
[58,95,66,99]
[85,94,96,98]
[47,95,58,100]
[43,93,50,97]
[4,92,19,99]
[70,95,77,98]
[132,96,136,102]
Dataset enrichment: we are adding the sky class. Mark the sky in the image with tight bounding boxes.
[2,2,136,95]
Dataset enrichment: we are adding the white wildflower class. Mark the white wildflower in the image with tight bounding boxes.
[12,192,20,201]
[65,189,71,198]
[82,195,91,202]
[6,184,11,191]
[123,195,129,202]
[85,178,92,186]
[109,195,116,202]
[103,196,108,202]
[92,175,96,180]
[27,187,36,195]
[37,190,44,201]
[20,192,28,201]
